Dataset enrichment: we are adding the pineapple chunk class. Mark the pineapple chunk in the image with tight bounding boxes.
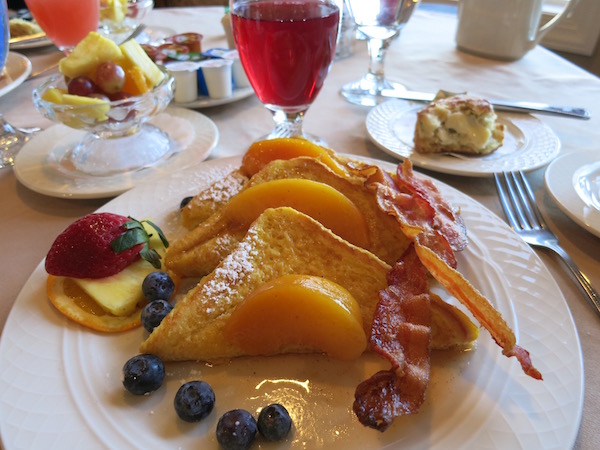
[120,39,165,88]
[100,0,128,22]
[59,32,123,79]
[41,87,67,103]
[61,94,110,121]
[42,88,110,120]
[73,223,166,317]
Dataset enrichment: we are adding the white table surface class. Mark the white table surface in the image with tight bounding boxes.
[1,5,599,449]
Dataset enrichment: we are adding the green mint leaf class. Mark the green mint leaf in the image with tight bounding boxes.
[123,217,145,231]
[140,245,162,269]
[144,219,169,248]
[110,228,147,253]
[109,217,169,268]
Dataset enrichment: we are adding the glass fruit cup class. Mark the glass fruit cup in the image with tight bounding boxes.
[99,0,154,44]
[32,66,175,177]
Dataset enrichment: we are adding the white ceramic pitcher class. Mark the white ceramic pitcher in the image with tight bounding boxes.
[456,0,579,60]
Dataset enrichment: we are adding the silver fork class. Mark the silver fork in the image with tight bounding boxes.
[494,170,600,317]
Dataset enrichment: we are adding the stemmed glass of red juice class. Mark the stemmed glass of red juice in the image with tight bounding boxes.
[230,0,340,144]
[25,0,99,53]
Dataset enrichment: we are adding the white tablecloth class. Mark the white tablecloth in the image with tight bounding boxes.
[1,5,599,449]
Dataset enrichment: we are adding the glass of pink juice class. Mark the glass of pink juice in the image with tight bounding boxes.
[230,0,339,143]
[25,0,99,53]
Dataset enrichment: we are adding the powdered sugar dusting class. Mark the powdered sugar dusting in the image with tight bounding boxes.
[195,169,247,204]
[200,228,258,305]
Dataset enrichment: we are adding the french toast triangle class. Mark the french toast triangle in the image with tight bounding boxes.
[166,157,412,278]
[140,207,391,363]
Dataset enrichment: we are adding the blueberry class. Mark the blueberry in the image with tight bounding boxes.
[122,354,165,395]
[142,271,175,302]
[141,299,173,332]
[257,403,292,441]
[216,409,257,450]
[174,380,215,422]
[180,196,194,209]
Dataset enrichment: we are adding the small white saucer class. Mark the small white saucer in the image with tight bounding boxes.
[0,52,32,98]
[367,100,561,177]
[13,106,218,199]
[545,151,600,238]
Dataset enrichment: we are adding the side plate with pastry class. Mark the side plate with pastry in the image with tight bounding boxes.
[367,99,560,177]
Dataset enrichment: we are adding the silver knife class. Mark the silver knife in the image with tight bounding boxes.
[9,32,47,45]
[375,89,591,120]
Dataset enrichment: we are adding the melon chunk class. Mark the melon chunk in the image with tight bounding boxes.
[221,178,370,248]
[224,275,368,361]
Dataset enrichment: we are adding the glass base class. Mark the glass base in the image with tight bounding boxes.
[259,109,328,147]
[56,124,172,177]
[0,117,34,169]
[341,74,408,107]
[258,129,329,148]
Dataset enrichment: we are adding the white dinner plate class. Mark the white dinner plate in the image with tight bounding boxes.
[175,85,255,109]
[0,156,582,449]
[13,106,218,199]
[0,52,32,98]
[366,100,560,177]
[545,151,600,238]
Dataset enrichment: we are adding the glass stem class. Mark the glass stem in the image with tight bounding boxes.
[0,115,29,169]
[366,37,392,85]
[270,109,306,139]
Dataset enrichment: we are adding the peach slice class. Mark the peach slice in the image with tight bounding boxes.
[224,274,368,361]
[221,178,370,248]
[241,138,346,177]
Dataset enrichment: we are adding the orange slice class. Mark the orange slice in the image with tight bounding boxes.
[47,275,146,333]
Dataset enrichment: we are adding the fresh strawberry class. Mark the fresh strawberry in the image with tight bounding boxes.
[45,213,168,279]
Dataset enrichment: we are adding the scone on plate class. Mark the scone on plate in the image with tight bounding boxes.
[414,94,505,155]
[9,18,43,38]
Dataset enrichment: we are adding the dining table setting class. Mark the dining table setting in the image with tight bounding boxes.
[1,1,599,449]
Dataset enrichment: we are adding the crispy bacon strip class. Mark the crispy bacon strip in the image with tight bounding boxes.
[347,158,541,381]
[375,181,457,268]
[354,246,432,431]
[414,237,542,380]
[395,160,468,251]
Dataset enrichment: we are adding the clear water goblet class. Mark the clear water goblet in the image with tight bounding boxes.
[341,0,420,107]
[1,0,37,168]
